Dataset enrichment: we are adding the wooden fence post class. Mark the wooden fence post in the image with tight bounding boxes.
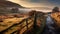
[26,19,28,30]
[33,12,37,29]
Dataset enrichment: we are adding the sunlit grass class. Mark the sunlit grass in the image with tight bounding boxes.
[0,17,25,32]
[51,12,60,27]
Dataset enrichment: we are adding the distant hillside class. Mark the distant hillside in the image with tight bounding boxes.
[0,1,23,8]
[0,0,25,14]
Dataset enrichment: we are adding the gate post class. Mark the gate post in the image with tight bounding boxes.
[33,12,37,29]
[26,19,28,30]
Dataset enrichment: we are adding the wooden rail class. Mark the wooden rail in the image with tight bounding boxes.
[0,12,46,34]
[0,16,34,34]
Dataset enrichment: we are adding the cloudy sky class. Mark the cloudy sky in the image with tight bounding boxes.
[7,0,60,8]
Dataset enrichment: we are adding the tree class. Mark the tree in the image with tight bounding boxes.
[11,8,19,13]
[52,7,59,12]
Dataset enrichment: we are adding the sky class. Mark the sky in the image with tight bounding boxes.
[0,0,60,12]
[6,0,60,12]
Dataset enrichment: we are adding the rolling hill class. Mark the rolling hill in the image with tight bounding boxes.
[0,0,23,8]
